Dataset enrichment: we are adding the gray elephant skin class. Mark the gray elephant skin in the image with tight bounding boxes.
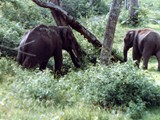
[123,28,160,70]
[17,24,82,74]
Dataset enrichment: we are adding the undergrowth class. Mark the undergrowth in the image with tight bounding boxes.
[1,57,160,119]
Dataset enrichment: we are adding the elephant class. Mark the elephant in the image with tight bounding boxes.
[123,28,160,70]
[17,24,82,74]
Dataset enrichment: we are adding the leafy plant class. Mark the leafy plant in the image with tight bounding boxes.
[61,0,109,18]
[0,0,53,29]
[82,61,160,119]
[119,5,149,26]
[0,18,25,56]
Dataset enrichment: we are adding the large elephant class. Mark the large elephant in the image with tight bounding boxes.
[17,24,82,74]
[123,28,160,70]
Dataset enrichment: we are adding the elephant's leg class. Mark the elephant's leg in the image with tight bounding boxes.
[156,51,160,71]
[39,60,49,70]
[142,50,152,70]
[22,57,30,68]
[22,57,37,69]
[132,49,141,68]
[54,48,63,75]
[17,52,23,65]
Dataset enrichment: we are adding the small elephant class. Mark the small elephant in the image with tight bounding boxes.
[123,28,160,70]
[17,24,82,74]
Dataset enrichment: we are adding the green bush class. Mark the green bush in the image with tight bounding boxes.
[61,0,109,18]
[119,4,149,26]
[0,57,17,83]
[1,56,160,119]
[81,61,160,119]
[11,68,79,106]
[0,18,25,56]
[0,0,54,29]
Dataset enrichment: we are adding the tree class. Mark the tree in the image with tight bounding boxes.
[124,0,129,10]
[129,0,139,25]
[49,0,68,26]
[32,0,123,63]
[100,0,123,65]
[32,0,102,48]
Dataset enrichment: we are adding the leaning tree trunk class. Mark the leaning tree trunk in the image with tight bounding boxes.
[100,0,123,65]
[49,0,68,26]
[129,0,139,25]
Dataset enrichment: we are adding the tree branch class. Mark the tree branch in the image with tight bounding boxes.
[32,0,102,48]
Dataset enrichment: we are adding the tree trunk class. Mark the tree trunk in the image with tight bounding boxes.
[129,0,139,25]
[124,0,129,10]
[49,0,68,26]
[100,0,123,65]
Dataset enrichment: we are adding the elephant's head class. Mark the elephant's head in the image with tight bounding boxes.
[123,30,136,62]
[59,26,82,67]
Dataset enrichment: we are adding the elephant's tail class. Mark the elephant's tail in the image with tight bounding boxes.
[17,40,36,65]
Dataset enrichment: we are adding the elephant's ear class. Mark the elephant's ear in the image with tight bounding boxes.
[124,30,137,46]
[61,27,75,49]
[128,30,136,40]
[125,31,133,41]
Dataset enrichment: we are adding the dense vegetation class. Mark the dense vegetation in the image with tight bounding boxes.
[1,0,160,119]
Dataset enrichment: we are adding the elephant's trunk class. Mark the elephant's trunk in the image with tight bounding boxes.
[69,49,81,68]
[123,47,129,62]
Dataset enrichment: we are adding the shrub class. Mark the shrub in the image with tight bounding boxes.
[0,57,17,83]
[11,69,80,106]
[0,57,17,75]
[13,70,54,99]
[2,56,160,119]
[119,6,148,26]
[0,0,53,29]
[61,0,109,18]
[81,61,160,119]
[0,18,25,56]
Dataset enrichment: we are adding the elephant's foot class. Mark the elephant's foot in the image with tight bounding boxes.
[134,60,140,68]
[142,65,147,70]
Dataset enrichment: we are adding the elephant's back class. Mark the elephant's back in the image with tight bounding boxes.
[21,25,57,61]
[141,30,160,54]
[145,31,160,43]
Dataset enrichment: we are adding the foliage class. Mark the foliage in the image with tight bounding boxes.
[13,71,69,106]
[119,6,148,26]
[61,0,110,18]
[81,61,160,119]
[1,56,159,119]
[0,0,54,56]
[119,0,160,27]
[0,18,25,56]
[0,0,54,29]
